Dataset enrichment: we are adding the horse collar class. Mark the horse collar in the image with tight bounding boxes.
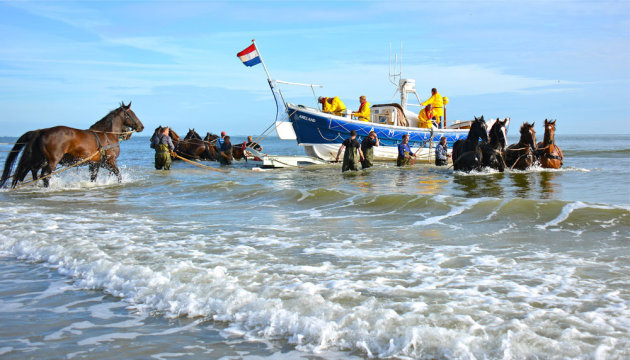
[90,131,108,160]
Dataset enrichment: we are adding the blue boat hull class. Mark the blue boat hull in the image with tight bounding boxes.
[286,104,468,162]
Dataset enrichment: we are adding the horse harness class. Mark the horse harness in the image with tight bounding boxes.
[90,131,118,161]
[542,152,563,160]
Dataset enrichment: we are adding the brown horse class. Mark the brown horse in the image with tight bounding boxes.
[1,102,143,188]
[505,122,537,170]
[176,129,215,161]
[536,119,564,169]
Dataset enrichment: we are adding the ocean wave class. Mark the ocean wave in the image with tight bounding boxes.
[565,148,630,158]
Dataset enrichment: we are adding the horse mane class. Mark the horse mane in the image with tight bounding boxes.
[519,122,536,145]
[543,119,555,145]
[489,119,505,147]
[205,132,219,140]
[185,129,202,140]
[89,106,123,131]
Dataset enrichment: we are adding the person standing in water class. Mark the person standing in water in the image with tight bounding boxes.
[435,136,450,166]
[336,130,364,172]
[150,127,175,170]
[360,130,379,169]
[397,134,416,166]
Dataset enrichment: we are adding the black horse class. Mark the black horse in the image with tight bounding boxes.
[482,118,510,172]
[505,122,537,170]
[452,116,488,172]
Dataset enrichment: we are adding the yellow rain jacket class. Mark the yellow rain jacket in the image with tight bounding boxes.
[353,101,371,122]
[321,97,331,112]
[418,107,433,128]
[421,92,446,122]
[327,96,347,116]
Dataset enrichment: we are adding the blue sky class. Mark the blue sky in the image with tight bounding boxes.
[1,0,628,137]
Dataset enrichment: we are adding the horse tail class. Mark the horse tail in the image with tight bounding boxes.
[0,130,39,188]
[13,132,44,188]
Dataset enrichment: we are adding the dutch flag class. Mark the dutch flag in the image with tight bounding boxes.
[237,44,261,67]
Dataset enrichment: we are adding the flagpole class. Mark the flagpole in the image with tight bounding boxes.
[251,39,273,89]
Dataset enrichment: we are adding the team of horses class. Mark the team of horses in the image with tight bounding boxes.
[452,117,563,172]
[0,101,565,188]
[151,126,246,162]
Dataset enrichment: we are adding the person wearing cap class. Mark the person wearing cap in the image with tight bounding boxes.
[335,130,364,172]
[352,95,371,122]
[397,134,416,166]
[435,136,450,166]
[215,131,226,155]
[421,88,448,128]
[318,96,347,116]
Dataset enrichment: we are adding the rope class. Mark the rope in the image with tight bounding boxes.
[11,150,101,190]
[172,153,228,172]
[509,152,533,170]
[506,146,529,152]
[90,129,136,136]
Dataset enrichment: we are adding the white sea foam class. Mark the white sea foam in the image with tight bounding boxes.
[413,198,484,226]
[1,187,628,359]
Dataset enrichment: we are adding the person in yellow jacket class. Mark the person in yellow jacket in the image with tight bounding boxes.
[421,88,449,128]
[319,96,347,116]
[418,104,434,129]
[352,95,371,122]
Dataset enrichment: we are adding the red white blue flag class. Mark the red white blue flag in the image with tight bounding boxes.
[237,44,261,67]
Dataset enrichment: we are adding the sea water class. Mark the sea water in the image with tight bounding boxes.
[0,134,628,359]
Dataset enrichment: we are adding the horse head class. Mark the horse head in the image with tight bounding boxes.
[166,128,180,148]
[520,122,537,151]
[153,125,163,138]
[232,142,247,161]
[204,132,219,143]
[543,119,556,145]
[471,116,489,143]
[490,117,510,148]
[120,101,144,134]
[185,128,202,140]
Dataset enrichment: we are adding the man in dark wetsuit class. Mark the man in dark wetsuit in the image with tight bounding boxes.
[245,135,262,151]
[360,130,379,169]
[150,127,175,170]
[336,130,364,172]
[219,135,233,165]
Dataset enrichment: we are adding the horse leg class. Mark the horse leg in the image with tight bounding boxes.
[40,161,59,188]
[105,159,122,183]
[89,163,100,182]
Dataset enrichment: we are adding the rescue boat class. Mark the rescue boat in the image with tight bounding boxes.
[274,78,493,163]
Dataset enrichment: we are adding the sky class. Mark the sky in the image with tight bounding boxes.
[0,0,629,137]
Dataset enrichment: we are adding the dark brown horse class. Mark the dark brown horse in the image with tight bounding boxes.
[176,129,215,160]
[452,116,488,172]
[505,122,537,170]
[536,119,564,169]
[482,118,510,172]
[1,102,143,188]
